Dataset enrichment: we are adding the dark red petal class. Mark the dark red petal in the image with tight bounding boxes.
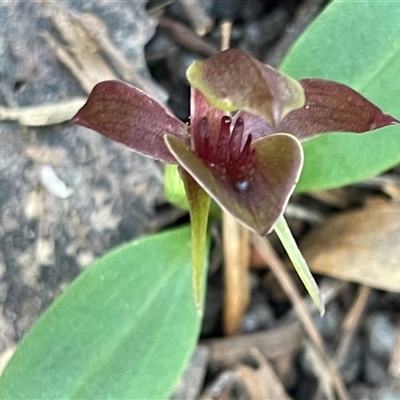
[187,49,305,126]
[233,111,275,144]
[229,117,244,161]
[165,134,303,235]
[193,117,209,160]
[215,116,232,164]
[72,80,187,163]
[280,79,399,140]
[190,88,226,149]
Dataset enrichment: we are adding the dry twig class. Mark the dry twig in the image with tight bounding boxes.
[389,323,400,379]
[335,285,372,367]
[253,235,349,400]
[0,98,85,126]
[178,0,213,36]
[158,17,218,57]
[204,323,303,369]
[222,212,251,335]
[312,285,372,400]
[234,348,291,400]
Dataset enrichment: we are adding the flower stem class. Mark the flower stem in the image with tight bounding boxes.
[274,214,325,315]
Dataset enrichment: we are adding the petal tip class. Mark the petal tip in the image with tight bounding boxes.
[374,113,400,129]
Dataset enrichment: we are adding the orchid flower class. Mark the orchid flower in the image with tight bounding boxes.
[72,49,397,312]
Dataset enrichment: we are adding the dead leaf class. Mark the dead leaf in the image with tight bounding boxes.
[178,0,213,36]
[303,341,335,400]
[235,348,291,400]
[205,323,303,369]
[301,199,400,292]
[158,17,218,57]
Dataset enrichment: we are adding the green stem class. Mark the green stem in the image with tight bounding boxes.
[274,214,325,315]
[181,170,211,316]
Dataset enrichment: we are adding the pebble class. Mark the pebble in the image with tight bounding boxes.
[340,340,362,383]
[212,0,246,20]
[241,9,289,51]
[314,302,343,340]
[212,0,271,22]
[241,292,275,332]
[364,352,387,386]
[365,313,396,360]
[176,51,200,82]
[373,382,400,400]
[348,383,372,400]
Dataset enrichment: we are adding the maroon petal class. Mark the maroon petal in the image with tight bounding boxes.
[187,49,305,126]
[165,133,303,235]
[72,80,188,163]
[190,89,226,151]
[280,79,399,140]
[233,111,275,143]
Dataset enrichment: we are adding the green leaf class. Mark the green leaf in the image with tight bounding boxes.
[0,226,203,399]
[296,126,400,192]
[280,1,400,192]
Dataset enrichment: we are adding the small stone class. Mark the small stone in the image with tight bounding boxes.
[340,340,362,383]
[314,302,343,340]
[243,10,289,47]
[242,0,267,21]
[146,32,178,61]
[373,382,400,400]
[213,0,243,20]
[178,51,201,82]
[348,383,373,400]
[241,292,275,333]
[365,313,396,360]
[364,352,387,386]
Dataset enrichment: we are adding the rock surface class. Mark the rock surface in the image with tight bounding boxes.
[0,0,164,372]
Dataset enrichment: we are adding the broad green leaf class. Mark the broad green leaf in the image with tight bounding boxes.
[187,49,305,125]
[0,226,204,400]
[296,126,400,192]
[280,1,400,192]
